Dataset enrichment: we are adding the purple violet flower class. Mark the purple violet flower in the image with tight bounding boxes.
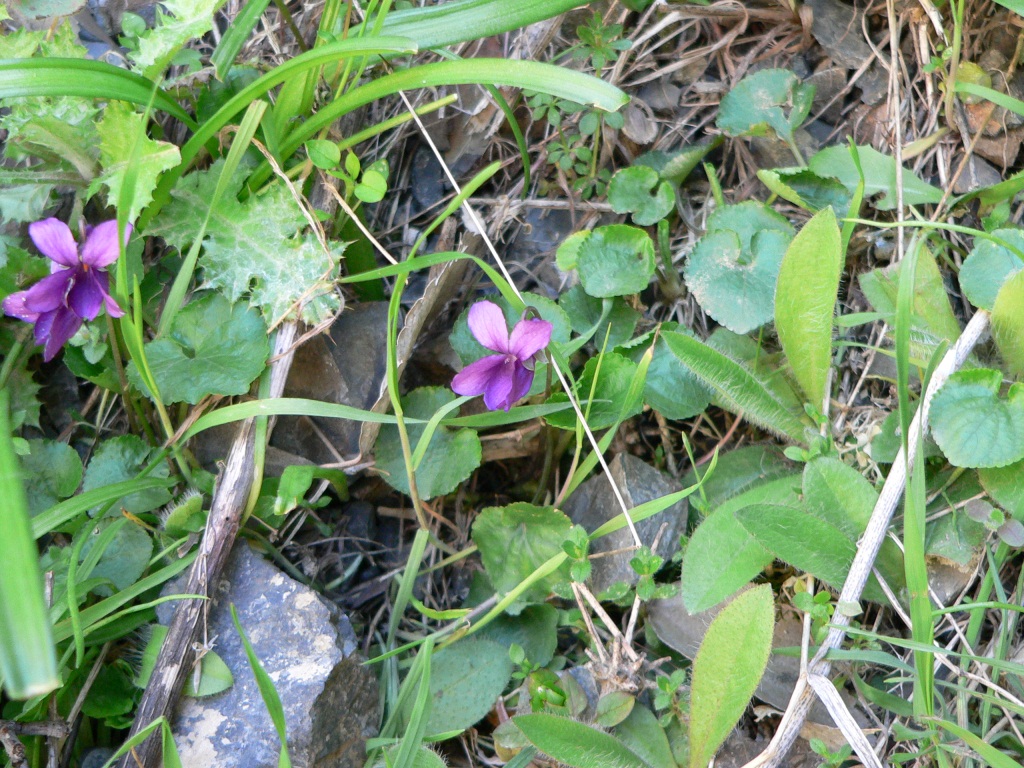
[3,218,128,361]
[452,300,553,411]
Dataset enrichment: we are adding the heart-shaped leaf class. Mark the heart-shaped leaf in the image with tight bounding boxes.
[683,202,794,334]
[930,369,1024,468]
[716,68,814,141]
[127,292,270,405]
[959,229,1024,311]
[621,325,712,420]
[545,352,643,431]
[576,224,656,297]
[607,166,675,226]
[471,503,572,614]
[375,387,482,499]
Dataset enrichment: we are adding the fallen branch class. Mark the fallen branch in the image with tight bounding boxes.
[744,310,990,768]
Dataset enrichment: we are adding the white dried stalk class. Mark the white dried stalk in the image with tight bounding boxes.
[743,310,990,768]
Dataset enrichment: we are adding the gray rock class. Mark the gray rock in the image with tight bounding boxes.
[158,542,377,768]
[562,454,688,594]
[273,302,391,464]
[807,0,873,70]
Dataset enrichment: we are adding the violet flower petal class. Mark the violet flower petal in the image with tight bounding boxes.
[467,300,510,353]
[68,269,106,320]
[22,270,73,314]
[42,306,82,362]
[452,354,507,397]
[508,318,553,361]
[28,218,79,267]
[33,309,56,347]
[80,220,129,268]
[481,357,518,411]
[3,290,40,322]
[507,361,535,406]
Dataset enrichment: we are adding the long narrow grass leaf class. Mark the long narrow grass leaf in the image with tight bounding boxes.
[0,391,58,698]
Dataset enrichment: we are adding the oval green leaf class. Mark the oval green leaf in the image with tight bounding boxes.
[716,68,814,141]
[689,584,774,768]
[775,206,842,408]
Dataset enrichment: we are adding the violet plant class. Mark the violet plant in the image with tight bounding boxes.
[3,218,127,362]
[451,300,553,412]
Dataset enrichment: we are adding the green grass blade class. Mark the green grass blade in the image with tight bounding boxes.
[231,605,292,768]
[32,477,175,539]
[281,59,627,159]
[0,390,59,698]
[211,0,273,79]
[377,0,581,50]
[0,58,193,125]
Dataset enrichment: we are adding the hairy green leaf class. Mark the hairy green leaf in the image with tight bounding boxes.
[689,584,773,768]
[575,225,656,298]
[663,331,808,444]
[775,207,842,407]
[513,714,654,768]
[808,144,942,210]
[992,268,1024,376]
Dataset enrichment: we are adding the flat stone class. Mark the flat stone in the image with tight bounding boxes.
[807,0,873,70]
[562,454,688,594]
[273,302,391,464]
[158,542,377,768]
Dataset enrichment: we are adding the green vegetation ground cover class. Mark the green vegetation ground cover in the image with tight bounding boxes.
[2,1,1024,767]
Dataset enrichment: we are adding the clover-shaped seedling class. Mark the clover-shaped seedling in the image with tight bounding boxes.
[607,165,676,226]
[965,499,1024,548]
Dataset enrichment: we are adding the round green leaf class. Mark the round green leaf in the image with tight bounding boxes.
[958,228,1024,311]
[545,352,642,431]
[375,387,482,500]
[403,637,512,737]
[930,369,1024,468]
[607,166,676,226]
[21,439,83,517]
[716,68,814,140]
[979,458,1024,519]
[559,287,640,349]
[127,292,270,405]
[471,502,572,613]
[684,202,794,334]
[80,518,153,596]
[305,139,340,169]
[576,225,656,298]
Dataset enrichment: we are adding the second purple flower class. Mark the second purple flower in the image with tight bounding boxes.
[452,300,553,411]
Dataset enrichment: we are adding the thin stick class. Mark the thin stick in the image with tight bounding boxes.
[743,310,989,768]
